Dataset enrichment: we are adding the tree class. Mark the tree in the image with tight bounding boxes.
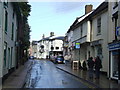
[19,2,31,50]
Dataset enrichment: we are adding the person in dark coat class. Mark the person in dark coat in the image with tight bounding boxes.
[82,60,87,70]
[87,57,94,79]
[94,56,102,79]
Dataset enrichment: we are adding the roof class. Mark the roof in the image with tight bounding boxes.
[49,36,65,40]
[38,36,65,42]
[88,2,108,18]
[32,41,38,45]
[67,11,93,33]
[38,37,50,42]
[66,2,108,34]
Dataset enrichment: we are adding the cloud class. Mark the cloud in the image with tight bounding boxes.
[51,2,83,13]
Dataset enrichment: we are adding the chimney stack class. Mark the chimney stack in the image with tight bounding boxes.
[85,5,93,14]
[50,32,54,37]
[42,34,45,39]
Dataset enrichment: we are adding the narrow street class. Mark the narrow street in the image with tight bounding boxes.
[24,59,90,88]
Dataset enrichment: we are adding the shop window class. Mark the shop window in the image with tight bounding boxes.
[112,51,119,78]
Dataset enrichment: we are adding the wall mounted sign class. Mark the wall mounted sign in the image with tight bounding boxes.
[108,42,120,51]
[75,42,80,49]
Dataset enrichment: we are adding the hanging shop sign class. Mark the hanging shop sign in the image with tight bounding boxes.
[75,42,80,49]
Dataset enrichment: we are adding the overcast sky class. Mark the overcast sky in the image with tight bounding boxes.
[28,1,102,41]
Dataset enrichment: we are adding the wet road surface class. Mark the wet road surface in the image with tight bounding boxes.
[24,60,90,88]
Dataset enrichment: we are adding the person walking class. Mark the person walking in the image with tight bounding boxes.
[87,57,94,79]
[82,60,87,70]
[94,56,102,79]
[64,54,69,65]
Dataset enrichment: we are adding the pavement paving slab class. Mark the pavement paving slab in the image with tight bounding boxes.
[56,63,120,88]
[2,59,33,89]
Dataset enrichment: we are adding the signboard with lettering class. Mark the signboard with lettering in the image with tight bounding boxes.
[75,42,80,49]
[108,42,120,51]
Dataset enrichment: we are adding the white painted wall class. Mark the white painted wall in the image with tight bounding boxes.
[72,27,80,42]
[0,2,3,89]
[38,40,50,59]
[91,11,109,72]
[3,2,18,75]
[52,40,63,51]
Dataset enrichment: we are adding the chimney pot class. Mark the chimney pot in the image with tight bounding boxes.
[85,5,93,14]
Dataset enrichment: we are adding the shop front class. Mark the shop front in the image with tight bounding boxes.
[109,42,120,80]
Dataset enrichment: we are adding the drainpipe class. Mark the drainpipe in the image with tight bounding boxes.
[118,1,120,84]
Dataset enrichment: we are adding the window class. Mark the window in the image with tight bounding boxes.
[4,42,7,67]
[11,23,14,40]
[5,10,8,33]
[112,51,119,78]
[8,48,10,69]
[56,47,59,49]
[97,17,101,35]
[115,17,118,40]
[4,0,8,8]
[51,46,54,50]
[80,24,83,37]
[13,12,14,19]
[113,0,118,9]
[11,47,13,67]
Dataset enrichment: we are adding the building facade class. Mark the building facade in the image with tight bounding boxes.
[0,1,4,88]
[2,2,18,77]
[38,37,50,59]
[108,1,120,82]
[65,2,110,77]
[89,2,109,73]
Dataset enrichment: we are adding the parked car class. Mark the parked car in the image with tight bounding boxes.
[55,56,64,64]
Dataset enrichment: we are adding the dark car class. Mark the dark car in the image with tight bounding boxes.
[29,56,34,59]
[55,56,64,64]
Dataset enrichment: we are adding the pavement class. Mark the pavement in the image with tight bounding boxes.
[2,59,33,89]
[56,63,120,88]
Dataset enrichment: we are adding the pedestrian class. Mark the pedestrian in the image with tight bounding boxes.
[64,54,68,65]
[79,61,82,69]
[94,56,102,79]
[87,57,94,79]
[82,60,87,70]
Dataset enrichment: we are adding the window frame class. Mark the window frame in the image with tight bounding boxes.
[97,17,101,35]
